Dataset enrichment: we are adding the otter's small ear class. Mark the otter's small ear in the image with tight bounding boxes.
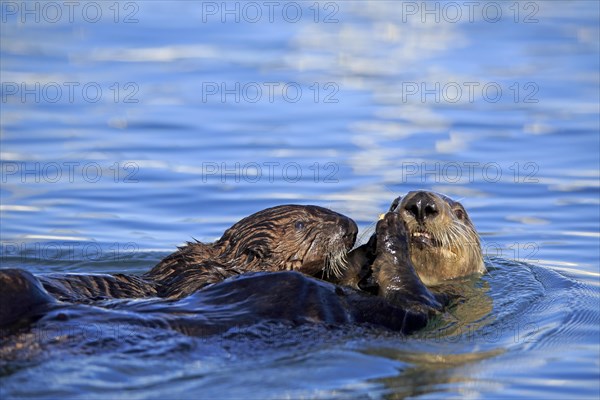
[389,196,402,212]
[236,241,270,263]
[244,248,258,263]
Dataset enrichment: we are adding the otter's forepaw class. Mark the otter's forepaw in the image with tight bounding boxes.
[375,212,410,256]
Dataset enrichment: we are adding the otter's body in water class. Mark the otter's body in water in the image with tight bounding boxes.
[0,191,484,334]
[0,210,439,336]
[23,205,357,305]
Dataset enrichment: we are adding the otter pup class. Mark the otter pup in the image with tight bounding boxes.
[29,204,357,303]
[143,204,358,298]
[338,191,484,291]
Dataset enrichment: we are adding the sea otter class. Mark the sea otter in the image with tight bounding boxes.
[338,190,485,292]
[0,210,439,335]
[0,191,484,334]
[27,204,357,304]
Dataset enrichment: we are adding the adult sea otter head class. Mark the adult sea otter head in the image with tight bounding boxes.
[389,191,485,285]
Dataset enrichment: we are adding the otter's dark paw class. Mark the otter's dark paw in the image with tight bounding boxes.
[374,211,410,257]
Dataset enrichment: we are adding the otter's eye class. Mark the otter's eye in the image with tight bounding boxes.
[389,196,402,212]
[295,221,305,231]
[454,208,465,220]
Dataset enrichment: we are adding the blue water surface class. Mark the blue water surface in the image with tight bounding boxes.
[1,1,599,399]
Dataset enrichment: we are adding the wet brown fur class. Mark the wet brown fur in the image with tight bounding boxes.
[37,205,357,301]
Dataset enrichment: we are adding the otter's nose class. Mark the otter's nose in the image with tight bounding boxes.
[404,191,439,223]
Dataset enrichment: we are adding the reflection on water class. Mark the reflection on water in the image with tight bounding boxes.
[1,0,599,398]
